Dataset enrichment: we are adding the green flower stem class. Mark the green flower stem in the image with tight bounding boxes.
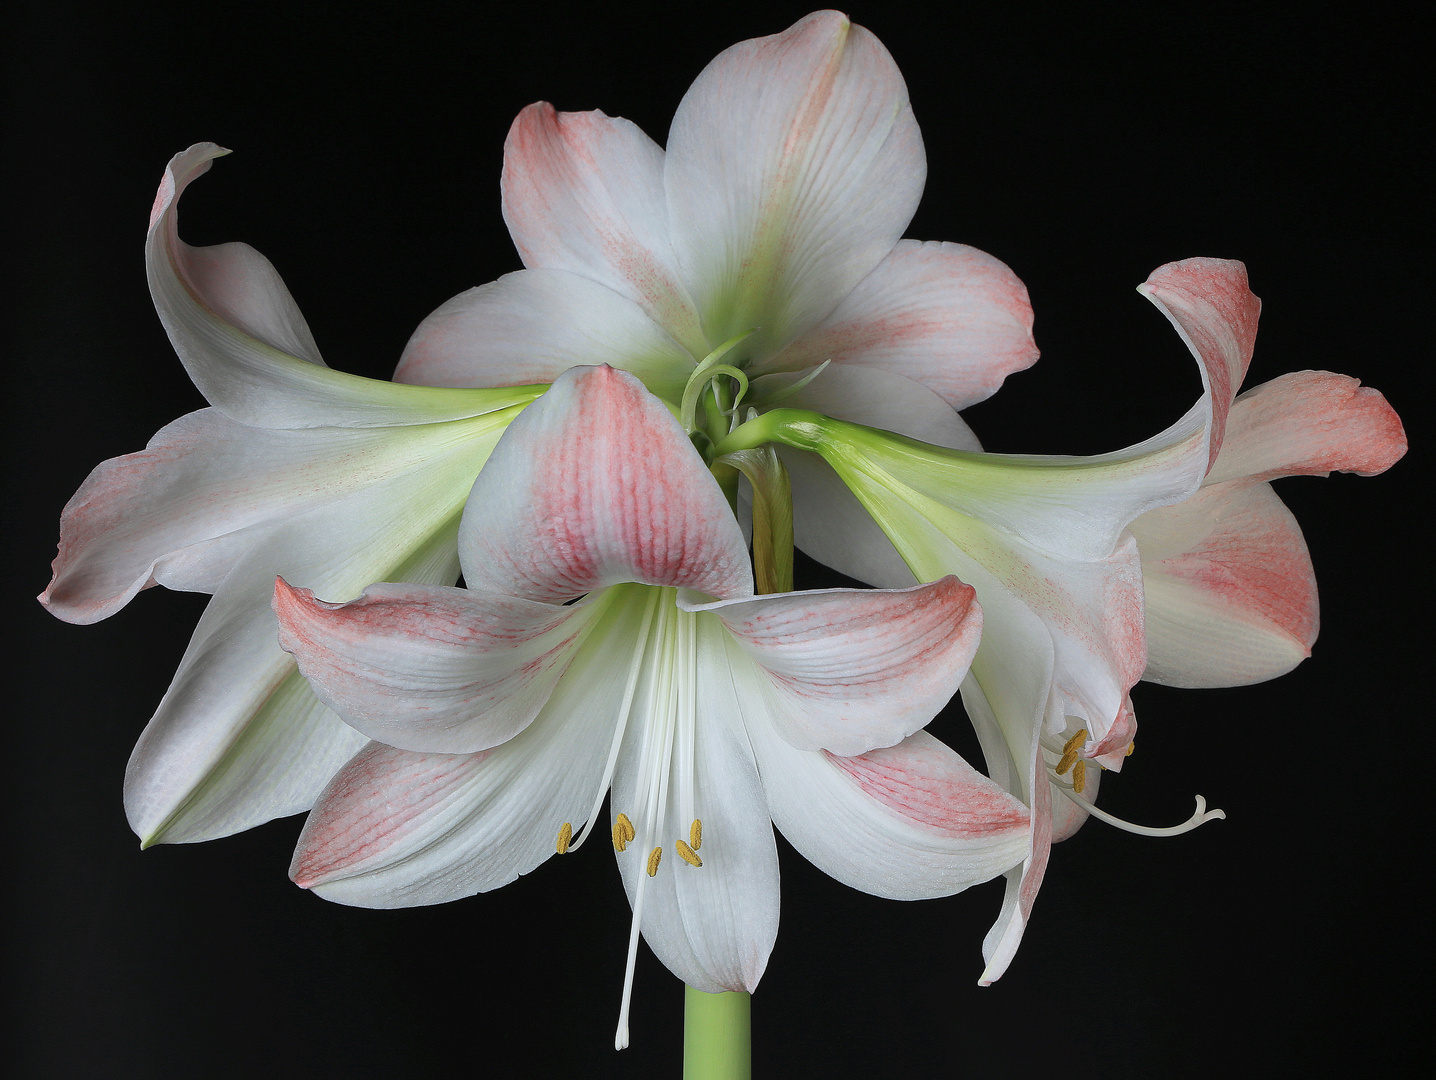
[683,986,751,1080]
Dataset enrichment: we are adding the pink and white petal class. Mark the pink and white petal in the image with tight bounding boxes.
[500,104,706,355]
[394,268,695,404]
[1049,770,1099,844]
[1133,481,1317,688]
[610,615,781,993]
[1205,371,1408,486]
[459,366,753,603]
[41,406,511,624]
[748,718,1029,901]
[149,144,535,429]
[275,580,594,754]
[689,576,980,756]
[1137,257,1262,475]
[126,444,477,845]
[762,240,1038,410]
[665,11,925,358]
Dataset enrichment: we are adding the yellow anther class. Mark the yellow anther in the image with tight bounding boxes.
[676,839,703,868]
[1062,729,1089,755]
[1055,750,1078,776]
[1126,741,1136,757]
[617,812,636,842]
[611,822,628,852]
[647,846,663,877]
[1072,760,1087,794]
[689,819,703,851]
[556,822,572,855]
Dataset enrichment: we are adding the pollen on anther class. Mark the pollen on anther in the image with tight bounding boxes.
[1072,759,1087,794]
[647,846,663,877]
[689,819,702,851]
[1062,729,1089,755]
[676,839,703,867]
[1126,741,1136,757]
[556,822,572,854]
[1055,750,1077,776]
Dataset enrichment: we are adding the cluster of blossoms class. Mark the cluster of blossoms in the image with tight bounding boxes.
[42,10,1404,1047]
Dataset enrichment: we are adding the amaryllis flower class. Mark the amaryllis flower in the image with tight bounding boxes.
[714,257,1392,981]
[39,143,545,846]
[273,366,1030,1045]
[395,9,1036,462]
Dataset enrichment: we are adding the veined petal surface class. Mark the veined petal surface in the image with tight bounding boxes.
[665,10,925,359]
[501,104,705,355]
[459,366,753,602]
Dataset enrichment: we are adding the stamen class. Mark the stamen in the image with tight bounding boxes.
[1054,750,1077,776]
[1062,729,1089,754]
[689,819,702,851]
[1054,728,1089,776]
[612,816,634,853]
[647,846,663,876]
[1072,760,1086,794]
[1126,741,1136,757]
[1056,788,1227,837]
[556,822,572,854]
[676,839,703,867]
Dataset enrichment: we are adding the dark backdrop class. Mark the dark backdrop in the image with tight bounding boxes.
[6,2,1427,1076]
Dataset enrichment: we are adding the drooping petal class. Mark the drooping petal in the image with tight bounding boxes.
[1205,371,1408,486]
[688,576,981,756]
[1134,481,1317,687]
[148,143,540,429]
[610,613,781,994]
[762,240,1038,409]
[124,427,491,845]
[665,11,925,358]
[275,579,604,754]
[393,268,695,404]
[500,104,706,356]
[40,405,526,625]
[747,716,1029,901]
[459,366,754,603]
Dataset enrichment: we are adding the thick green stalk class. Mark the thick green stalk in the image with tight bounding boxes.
[683,987,751,1080]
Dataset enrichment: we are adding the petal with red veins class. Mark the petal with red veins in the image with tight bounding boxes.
[459,366,753,603]
[665,11,925,358]
[500,104,705,356]
[689,576,981,756]
[275,579,603,754]
[1206,371,1408,486]
[1134,481,1317,688]
[763,240,1038,410]
[747,718,1029,902]
[149,143,538,429]
[393,268,695,404]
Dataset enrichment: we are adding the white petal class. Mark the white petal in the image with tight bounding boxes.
[275,579,599,754]
[764,240,1039,409]
[748,718,1029,901]
[41,406,521,624]
[125,432,486,844]
[394,268,695,404]
[1134,481,1317,687]
[500,103,705,355]
[290,594,655,905]
[689,576,980,756]
[148,143,539,429]
[459,366,753,602]
[610,616,781,993]
[665,11,925,358]
[1205,370,1408,486]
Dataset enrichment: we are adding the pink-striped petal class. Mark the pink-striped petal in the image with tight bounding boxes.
[274,579,592,754]
[762,240,1039,409]
[1206,371,1408,486]
[500,104,706,356]
[748,721,1030,901]
[458,366,753,603]
[691,576,981,756]
[1134,481,1317,688]
[393,268,694,405]
[665,11,925,359]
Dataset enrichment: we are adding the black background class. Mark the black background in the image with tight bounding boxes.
[6,2,1428,1076]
